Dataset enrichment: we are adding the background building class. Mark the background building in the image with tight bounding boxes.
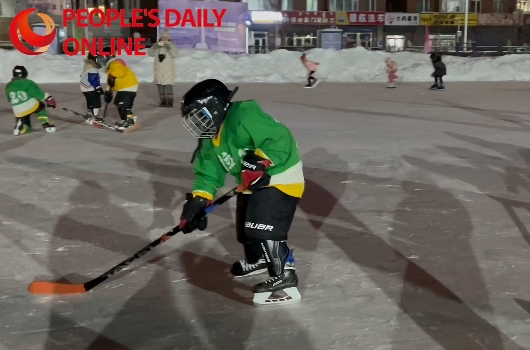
[0,0,526,50]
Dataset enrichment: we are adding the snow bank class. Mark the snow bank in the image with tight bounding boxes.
[0,47,529,84]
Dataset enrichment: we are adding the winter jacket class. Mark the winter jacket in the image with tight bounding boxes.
[432,55,446,77]
[148,41,178,85]
[106,58,138,92]
[386,60,398,72]
[302,60,319,72]
[80,59,101,93]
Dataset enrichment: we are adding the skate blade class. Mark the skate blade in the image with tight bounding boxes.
[253,287,301,306]
[121,122,141,134]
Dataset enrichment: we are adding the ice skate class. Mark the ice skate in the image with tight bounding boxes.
[115,116,140,133]
[93,114,105,123]
[159,97,167,107]
[85,111,95,125]
[231,258,268,277]
[42,122,56,133]
[386,82,396,88]
[310,79,320,88]
[304,83,312,88]
[13,119,31,136]
[253,269,301,306]
[86,111,105,126]
[232,258,294,277]
[430,83,438,90]
[437,84,445,91]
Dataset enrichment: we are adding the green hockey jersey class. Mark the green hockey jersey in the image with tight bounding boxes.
[192,100,304,200]
[5,78,50,117]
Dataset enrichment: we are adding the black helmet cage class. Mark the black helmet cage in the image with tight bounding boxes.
[181,95,231,138]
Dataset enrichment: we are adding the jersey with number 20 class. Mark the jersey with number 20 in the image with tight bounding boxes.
[5,78,50,117]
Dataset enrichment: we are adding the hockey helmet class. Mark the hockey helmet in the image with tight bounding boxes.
[87,51,102,68]
[12,65,28,78]
[95,47,116,70]
[180,79,238,139]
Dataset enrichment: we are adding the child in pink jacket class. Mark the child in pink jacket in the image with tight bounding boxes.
[301,53,320,88]
[385,57,398,88]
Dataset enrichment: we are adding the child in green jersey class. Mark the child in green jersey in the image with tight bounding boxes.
[178,79,304,306]
[5,66,57,136]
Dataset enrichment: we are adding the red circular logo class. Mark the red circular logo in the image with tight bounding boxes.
[9,8,56,56]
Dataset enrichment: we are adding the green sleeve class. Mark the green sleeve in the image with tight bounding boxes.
[192,140,227,199]
[27,81,47,101]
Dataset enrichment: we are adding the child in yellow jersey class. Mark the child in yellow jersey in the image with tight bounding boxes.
[95,47,140,133]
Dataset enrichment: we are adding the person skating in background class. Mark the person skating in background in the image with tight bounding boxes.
[385,57,399,88]
[148,30,178,107]
[6,66,56,136]
[80,52,104,123]
[430,53,446,90]
[300,53,320,88]
[95,47,140,132]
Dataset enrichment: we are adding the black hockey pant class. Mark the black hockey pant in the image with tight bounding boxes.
[83,90,102,117]
[114,91,136,120]
[236,187,300,276]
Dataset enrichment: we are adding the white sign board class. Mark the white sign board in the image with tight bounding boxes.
[385,13,420,25]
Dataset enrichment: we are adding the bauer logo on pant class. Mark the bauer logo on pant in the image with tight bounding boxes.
[245,222,274,231]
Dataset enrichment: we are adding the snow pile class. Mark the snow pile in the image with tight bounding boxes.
[0,47,529,84]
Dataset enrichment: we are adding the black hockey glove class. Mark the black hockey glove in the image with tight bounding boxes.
[95,86,104,95]
[104,90,113,103]
[241,152,272,191]
[179,193,210,234]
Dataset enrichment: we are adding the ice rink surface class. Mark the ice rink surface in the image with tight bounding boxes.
[1,81,530,350]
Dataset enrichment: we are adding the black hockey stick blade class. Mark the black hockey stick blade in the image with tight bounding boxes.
[28,187,239,295]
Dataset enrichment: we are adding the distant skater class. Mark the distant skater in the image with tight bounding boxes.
[385,57,399,88]
[300,53,320,88]
[430,53,446,90]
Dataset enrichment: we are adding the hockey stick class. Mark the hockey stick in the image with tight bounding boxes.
[103,101,109,118]
[60,107,103,129]
[60,107,115,131]
[28,187,239,295]
[60,107,124,133]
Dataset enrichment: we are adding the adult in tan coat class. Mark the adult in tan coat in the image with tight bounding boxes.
[148,30,178,107]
